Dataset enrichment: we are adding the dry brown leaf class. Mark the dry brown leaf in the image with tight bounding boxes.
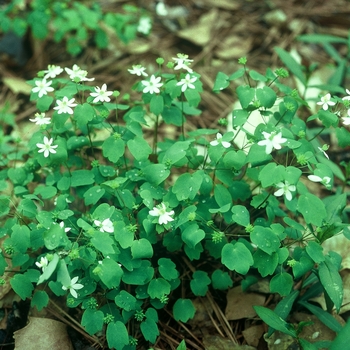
[3,77,32,95]
[198,0,240,10]
[225,286,265,320]
[215,35,253,60]
[242,325,265,347]
[203,335,255,350]
[14,317,74,350]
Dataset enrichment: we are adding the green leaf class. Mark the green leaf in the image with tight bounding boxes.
[83,186,105,206]
[211,270,233,290]
[317,110,339,128]
[190,271,211,296]
[115,290,137,311]
[0,196,10,217]
[274,47,306,85]
[251,227,280,254]
[131,238,153,259]
[143,164,170,186]
[10,274,34,300]
[253,250,278,277]
[81,308,104,335]
[297,34,348,44]
[254,306,297,338]
[270,273,293,297]
[213,71,230,92]
[106,321,129,350]
[214,184,232,208]
[127,136,152,161]
[158,258,179,280]
[102,136,125,163]
[306,241,325,263]
[94,258,123,289]
[44,224,69,250]
[11,224,30,253]
[150,94,164,115]
[91,232,115,255]
[161,141,191,165]
[236,85,255,108]
[147,278,171,299]
[231,205,250,227]
[256,86,276,108]
[330,318,350,350]
[181,224,205,249]
[140,318,159,343]
[176,339,187,350]
[318,258,343,313]
[259,163,284,187]
[173,171,203,201]
[221,242,253,274]
[74,103,95,127]
[37,253,59,284]
[173,299,195,322]
[249,70,267,82]
[71,170,95,187]
[297,193,327,226]
[31,290,49,311]
[336,127,350,148]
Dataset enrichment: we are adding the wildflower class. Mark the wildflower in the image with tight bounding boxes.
[342,89,350,100]
[172,54,193,73]
[43,65,63,79]
[90,83,113,103]
[59,221,71,233]
[94,218,114,233]
[342,116,350,125]
[65,64,94,82]
[176,74,197,92]
[308,175,331,187]
[210,133,231,148]
[141,75,163,94]
[35,256,48,271]
[258,131,287,154]
[156,2,168,16]
[128,65,148,77]
[53,96,77,115]
[149,202,174,225]
[317,146,329,160]
[36,136,58,158]
[32,79,54,98]
[62,276,84,298]
[137,17,152,35]
[316,93,336,111]
[274,181,296,201]
[29,112,51,125]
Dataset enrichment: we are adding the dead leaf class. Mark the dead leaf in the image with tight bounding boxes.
[225,286,265,320]
[3,77,32,95]
[14,317,74,350]
[215,35,253,59]
[198,0,240,10]
[203,335,255,350]
[242,325,265,347]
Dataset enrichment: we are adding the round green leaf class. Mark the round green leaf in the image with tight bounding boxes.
[221,242,253,274]
[173,299,195,322]
[270,273,293,296]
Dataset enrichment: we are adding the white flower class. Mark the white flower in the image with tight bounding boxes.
[137,17,152,35]
[90,83,113,103]
[317,146,329,160]
[141,75,163,94]
[156,2,168,16]
[274,181,296,201]
[173,54,193,73]
[308,175,331,187]
[210,133,231,148]
[29,112,51,125]
[317,93,336,111]
[176,74,197,92]
[149,202,174,225]
[128,65,148,77]
[343,116,350,125]
[53,96,77,115]
[62,276,84,298]
[36,136,58,158]
[94,218,114,233]
[43,65,63,79]
[59,221,71,233]
[64,64,94,82]
[342,89,350,101]
[35,256,48,271]
[258,131,287,154]
[32,79,54,98]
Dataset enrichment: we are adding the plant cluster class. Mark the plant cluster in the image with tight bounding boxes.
[0,0,152,56]
[0,49,350,349]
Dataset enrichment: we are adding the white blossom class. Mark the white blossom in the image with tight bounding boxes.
[62,276,84,298]
[36,136,58,158]
[149,202,174,225]
[128,65,148,77]
[342,89,350,101]
[141,75,163,94]
[94,218,114,233]
[172,54,193,73]
[32,79,54,98]
[342,116,350,125]
[210,133,231,148]
[65,64,94,82]
[258,131,287,154]
[317,93,336,111]
[53,96,77,115]
[137,17,152,35]
[43,65,63,79]
[35,256,48,271]
[90,83,113,103]
[308,175,331,187]
[29,112,51,125]
[59,221,71,233]
[176,74,197,92]
[317,146,329,160]
[274,181,296,201]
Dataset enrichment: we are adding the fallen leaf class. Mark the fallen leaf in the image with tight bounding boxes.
[242,324,265,347]
[3,77,32,95]
[203,335,255,350]
[215,35,253,59]
[14,317,74,350]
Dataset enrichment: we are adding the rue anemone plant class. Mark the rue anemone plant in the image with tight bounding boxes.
[0,51,350,349]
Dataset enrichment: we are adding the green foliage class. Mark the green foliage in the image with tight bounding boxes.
[1,50,349,348]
